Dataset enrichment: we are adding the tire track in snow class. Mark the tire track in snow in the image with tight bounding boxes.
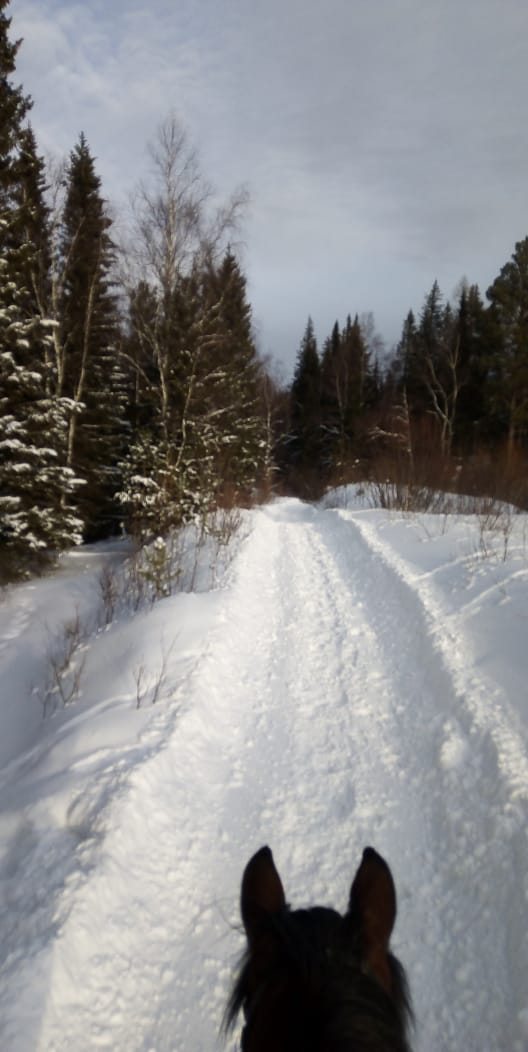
[347,510,528,801]
[20,500,528,1052]
[317,508,528,1052]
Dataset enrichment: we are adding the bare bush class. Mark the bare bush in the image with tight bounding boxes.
[133,638,176,708]
[98,562,121,625]
[118,534,185,610]
[472,499,516,563]
[206,507,242,586]
[38,609,88,716]
[207,506,241,547]
[92,500,244,629]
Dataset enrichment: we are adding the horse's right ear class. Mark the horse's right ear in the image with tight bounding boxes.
[348,847,397,996]
[241,846,286,945]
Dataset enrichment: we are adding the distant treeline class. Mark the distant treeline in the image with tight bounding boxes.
[281,257,528,503]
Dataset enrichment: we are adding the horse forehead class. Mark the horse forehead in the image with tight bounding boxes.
[290,905,344,941]
[304,906,342,925]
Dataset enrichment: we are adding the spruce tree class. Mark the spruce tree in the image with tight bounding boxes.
[122,280,160,434]
[320,320,342,467]
[391,310,418,393]
[419,280,444,353]
[16,127,52,313]
[452,284,489,449]
[120,252,267,536]
[0,305,83,580]
[416,284,463,454]
[119,272,203,536]
[0,1,29,174]
[289,318,322,483]
[200,249,266,498]
[0,2,82,580]
[59,133,127,538]
[486,236,528,452]
[341,313,370,424]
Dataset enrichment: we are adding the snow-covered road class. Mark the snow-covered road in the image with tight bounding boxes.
[1,498,528,1051]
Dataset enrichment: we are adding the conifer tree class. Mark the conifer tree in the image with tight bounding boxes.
[394,282,454,453]
[0,302,83,580]
[419,280,444,353]
[0,1,29,167]
[390,310,418,394]
[120,253,267,536]
[341,313,370,423]
[119,270,201,536]
[416,284,461,454]
[452,284,489,449]
[200,249,266,497]
[0,2,82,579]
[400,282,443,418]
[16,126,52,315]
[321,313,373,470]
[289,318,322,480]
[486,236,528,452]
[121,279,160,434]
[320,320,342,465]
[58,133,127,538]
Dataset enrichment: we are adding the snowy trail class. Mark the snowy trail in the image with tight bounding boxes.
[2,499,528,1051]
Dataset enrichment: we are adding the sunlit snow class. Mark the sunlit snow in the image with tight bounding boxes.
[1,493,528,1051]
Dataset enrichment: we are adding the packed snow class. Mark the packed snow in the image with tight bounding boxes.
[1,493,528,1051]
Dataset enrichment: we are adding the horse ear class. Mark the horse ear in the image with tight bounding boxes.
[241,846,286,945]
[348,847,397,995]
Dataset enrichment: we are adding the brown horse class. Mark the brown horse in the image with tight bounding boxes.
[225,845,412,1051]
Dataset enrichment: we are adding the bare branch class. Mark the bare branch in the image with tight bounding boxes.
[128,113,249,290]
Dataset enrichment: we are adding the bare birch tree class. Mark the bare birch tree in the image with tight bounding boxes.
[119,114,265,537]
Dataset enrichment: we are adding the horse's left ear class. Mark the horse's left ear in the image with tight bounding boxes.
[241,846,286,946]
[347,846,397,995]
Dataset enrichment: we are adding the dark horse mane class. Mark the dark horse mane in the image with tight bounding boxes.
[225,846,413,1052]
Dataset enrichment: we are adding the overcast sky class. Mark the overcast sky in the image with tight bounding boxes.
[10,0,528,376]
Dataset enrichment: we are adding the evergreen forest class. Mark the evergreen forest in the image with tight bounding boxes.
[1,0,528,583]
